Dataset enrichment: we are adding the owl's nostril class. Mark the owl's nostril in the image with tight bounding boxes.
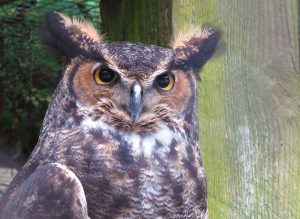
[130,82,143,95]
[131,88,143,98]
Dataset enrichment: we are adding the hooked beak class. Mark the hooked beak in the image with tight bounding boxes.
[130,83,143,123]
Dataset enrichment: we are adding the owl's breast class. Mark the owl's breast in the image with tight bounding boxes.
[44,120,206,218]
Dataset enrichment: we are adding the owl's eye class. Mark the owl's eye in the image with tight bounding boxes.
[155,73,175,91]
[94,68,118,85]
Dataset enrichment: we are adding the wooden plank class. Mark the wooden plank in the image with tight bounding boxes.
[173,0,300,218]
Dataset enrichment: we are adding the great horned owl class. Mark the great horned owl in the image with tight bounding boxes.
[0,12,220,219]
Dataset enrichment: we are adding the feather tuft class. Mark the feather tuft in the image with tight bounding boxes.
[57,12,102,43]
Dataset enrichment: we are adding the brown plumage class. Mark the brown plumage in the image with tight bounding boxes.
[0,12,220,219]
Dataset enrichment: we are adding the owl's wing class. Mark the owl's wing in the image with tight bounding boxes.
[0,163,89,219]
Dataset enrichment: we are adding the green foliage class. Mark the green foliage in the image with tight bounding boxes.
[0,0,100,154]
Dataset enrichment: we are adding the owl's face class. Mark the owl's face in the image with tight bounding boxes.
[43,12,220,132]
[71,43,193,129]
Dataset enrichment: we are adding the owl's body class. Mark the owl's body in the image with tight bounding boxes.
[0,12,220,219]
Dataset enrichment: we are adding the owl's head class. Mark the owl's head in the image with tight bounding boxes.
[43,12,220,133]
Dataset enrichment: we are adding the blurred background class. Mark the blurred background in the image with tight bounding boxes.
[0,0,299,218]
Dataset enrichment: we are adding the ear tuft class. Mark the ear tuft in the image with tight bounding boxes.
[41,11,102,58]
[57,12,102,43]
[172,25,221,73]
[172,26,216,49]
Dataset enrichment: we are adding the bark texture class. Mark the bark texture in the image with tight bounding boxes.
[100,0,173,47]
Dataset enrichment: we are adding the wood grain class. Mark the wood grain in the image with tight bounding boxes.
[173,0,299,218]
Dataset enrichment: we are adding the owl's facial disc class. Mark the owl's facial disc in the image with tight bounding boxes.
[130,83,143,123]
[72,59,193,128]
[71,41,196,132]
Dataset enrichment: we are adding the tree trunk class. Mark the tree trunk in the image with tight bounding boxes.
[100,0,172,47]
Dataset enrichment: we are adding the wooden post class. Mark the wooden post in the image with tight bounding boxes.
[173,0,299,218]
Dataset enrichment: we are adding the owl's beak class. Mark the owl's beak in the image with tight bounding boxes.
[130,83,143,123]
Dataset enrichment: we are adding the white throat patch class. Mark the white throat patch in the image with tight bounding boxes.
[81,117,181,159]
[125,126,175,158]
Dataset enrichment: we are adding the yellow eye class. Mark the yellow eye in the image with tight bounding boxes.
[156,73,175,91]
[94,68,118,85]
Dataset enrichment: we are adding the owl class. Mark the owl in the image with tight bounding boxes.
[0,12,220,219]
